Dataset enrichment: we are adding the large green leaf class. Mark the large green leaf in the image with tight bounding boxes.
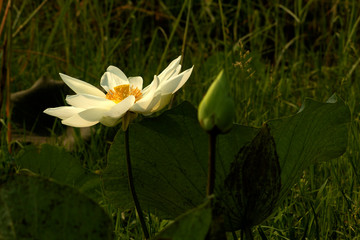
[15,144,101,201]
[154,200,212,240]
[102,102,258,221]
[103,102,208,216]
[102,97,349,231]
[0,175,113,239]
[221,95,349,230]
[267,94,350,203]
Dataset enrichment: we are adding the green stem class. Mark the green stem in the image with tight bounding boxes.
[207,131,217,196]
[125,128,150,239]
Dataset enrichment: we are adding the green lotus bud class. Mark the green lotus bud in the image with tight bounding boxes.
[198,70,235,133]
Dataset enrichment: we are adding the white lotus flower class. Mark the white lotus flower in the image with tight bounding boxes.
[44,56,193,128]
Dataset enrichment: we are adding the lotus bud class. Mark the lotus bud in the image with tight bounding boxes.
[198,70,235,133]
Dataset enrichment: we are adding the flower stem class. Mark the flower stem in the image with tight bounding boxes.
[207,131,217,196]
[124,128,150,239]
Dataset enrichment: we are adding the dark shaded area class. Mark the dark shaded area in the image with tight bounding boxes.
[11,77,73,136]
[0,175,114,239]
[225,124,281,230]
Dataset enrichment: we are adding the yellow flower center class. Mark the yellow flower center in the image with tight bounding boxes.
[106,84,142,103]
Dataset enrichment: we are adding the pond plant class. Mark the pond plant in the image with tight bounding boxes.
[0,59,352,239]
[6,58,349,239]
[0,1,357,239]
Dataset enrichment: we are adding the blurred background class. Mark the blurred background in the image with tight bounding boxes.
[2,0,360,126]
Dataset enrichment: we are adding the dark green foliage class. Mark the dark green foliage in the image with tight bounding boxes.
[224,124,281,229]
[103,102,210,217]
[16,144,102,201]
[268,95,350,204]
[0,175,113,240]
[1,0,359,238]
[103,97,349,232]
[154,200,212,240]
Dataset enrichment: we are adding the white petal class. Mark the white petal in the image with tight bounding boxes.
[174,65,181,76]
[44,106,85,120]
[147,94,172,113]
[107,65,128,81]
[141,80,152,95]
[66,94,115,109]
[103,95,135,119]
[100,95,135,126]
[158,56,181,82]
[141,73,161,96]
[99,116,122,127]
[59,73,105,97]
[62,108,109,127]
[140,93,163,115]
[100,72,129,92]
[159,66,193,94]
[129,76,143,90]
[130,76,159,113]
[138,75,159,99]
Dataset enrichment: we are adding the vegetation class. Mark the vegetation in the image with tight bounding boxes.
[1,0,360,239]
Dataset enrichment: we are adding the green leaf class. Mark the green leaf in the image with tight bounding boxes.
[222,95,350,229]
[103,102,209,217]
[267,94,350,203]
[0,175,113,240]
[102,96,349,232]
[15,144,101,201]
[102,101,258,221]
[154,200,212,240]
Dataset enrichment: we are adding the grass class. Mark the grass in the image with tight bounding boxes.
[1,0,360,239]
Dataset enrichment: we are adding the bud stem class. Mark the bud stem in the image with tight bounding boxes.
[207,130,217,196]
